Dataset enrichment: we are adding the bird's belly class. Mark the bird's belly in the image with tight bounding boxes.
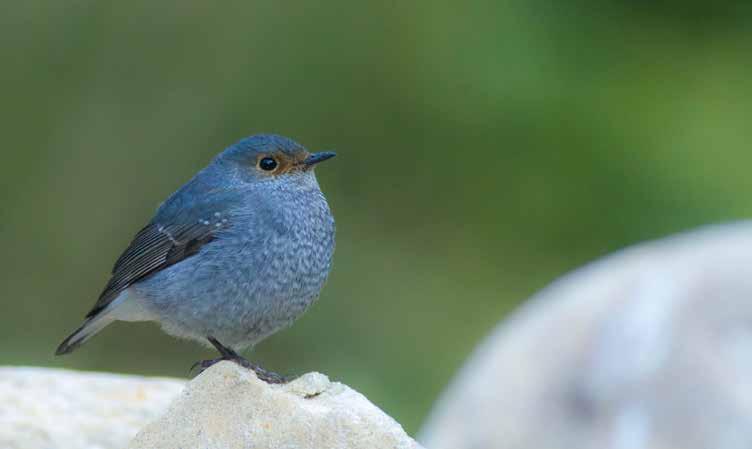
[136,221,334,349]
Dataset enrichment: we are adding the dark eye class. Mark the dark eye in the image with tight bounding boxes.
[259,157,278,171]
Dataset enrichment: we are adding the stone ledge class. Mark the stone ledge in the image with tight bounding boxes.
[0,362,421,449]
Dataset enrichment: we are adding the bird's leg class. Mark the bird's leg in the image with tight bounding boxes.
[190,336,287,384]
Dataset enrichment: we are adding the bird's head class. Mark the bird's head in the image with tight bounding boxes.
[213,134,336,188]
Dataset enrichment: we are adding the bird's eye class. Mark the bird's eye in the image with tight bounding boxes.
[258,157,278,171]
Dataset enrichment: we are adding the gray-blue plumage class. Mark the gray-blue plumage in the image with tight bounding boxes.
[56,134,335,357]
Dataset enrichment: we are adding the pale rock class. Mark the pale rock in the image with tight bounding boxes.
[420,221,752,449]
[0,366,184,449]
[130,361,421,449]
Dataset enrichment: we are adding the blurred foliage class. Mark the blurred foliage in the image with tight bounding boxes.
[2,0,752,434]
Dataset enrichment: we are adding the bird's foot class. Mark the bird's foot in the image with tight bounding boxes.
[190,336,288,384]
[233,357,288,384]
[190,355,287,383]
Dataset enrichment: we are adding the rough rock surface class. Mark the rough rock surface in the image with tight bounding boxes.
[420,222,752,449]
[130,361,421,449]
[0,362,419,449]
[0,366,185,449]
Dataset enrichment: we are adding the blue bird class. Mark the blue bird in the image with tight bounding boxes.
[56,134,336,382]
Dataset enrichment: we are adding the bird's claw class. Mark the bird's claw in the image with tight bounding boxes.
[189,357,221,374]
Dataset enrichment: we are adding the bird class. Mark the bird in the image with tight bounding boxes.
[55,134,336,383]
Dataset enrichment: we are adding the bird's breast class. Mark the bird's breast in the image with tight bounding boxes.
[220,189,335,303]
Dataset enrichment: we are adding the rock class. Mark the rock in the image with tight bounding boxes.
[129,361,421,449]
[0,366,185,449]
[420,222,752,449]
[1,362,420,449]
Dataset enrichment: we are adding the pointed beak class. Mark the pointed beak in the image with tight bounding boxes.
[304,151,336,167]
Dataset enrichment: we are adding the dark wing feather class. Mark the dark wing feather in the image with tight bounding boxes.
[86,220,220,318]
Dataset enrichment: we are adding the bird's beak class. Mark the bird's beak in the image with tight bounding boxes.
[303,151,336,167]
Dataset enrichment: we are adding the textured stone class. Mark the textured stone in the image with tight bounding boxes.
[1,362,420,449]
[129,361,421,449]
[420,222,752,449]
[0,366,184,449]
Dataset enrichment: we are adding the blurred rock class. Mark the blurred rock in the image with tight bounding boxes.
[0,366,184,449]
[130,361,421,449]
[420,222,752,449]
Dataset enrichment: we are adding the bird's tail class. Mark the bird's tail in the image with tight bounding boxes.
[55,312,114,355]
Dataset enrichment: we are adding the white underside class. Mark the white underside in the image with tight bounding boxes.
[108,290,155,322]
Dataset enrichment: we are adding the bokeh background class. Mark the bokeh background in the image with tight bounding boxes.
[2,1,752,434]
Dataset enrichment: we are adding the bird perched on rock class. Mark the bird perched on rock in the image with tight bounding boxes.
[55,134,336,383]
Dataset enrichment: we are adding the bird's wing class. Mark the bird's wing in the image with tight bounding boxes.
[85,195,232,319]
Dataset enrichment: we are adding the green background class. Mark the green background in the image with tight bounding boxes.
[2,1,752,434]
